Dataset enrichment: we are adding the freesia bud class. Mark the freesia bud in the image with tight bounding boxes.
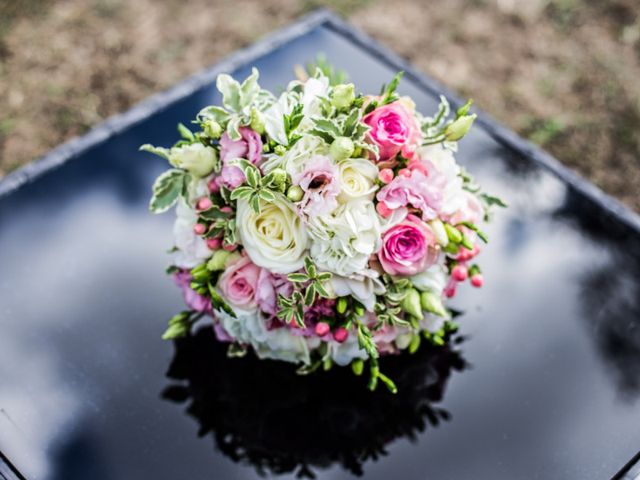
[444,114,477,141]
[204,120,222,139]
[249,107,265,134]
[420,290,449,317]
[351,358,364,376]
[429,219,449,247]
[331,83,356,109]
[336,297,348,314]
[330,136,354,161]
[206,249,231,271]
[286,185,304,202]
[401,288,423,319]
[170,143,217,178]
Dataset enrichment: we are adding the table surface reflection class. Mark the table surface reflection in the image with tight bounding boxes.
[1,12,640,480]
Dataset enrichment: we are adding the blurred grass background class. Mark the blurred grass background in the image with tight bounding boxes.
[0,0,638,209]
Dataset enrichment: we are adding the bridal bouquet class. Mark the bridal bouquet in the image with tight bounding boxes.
[143,63,504,392]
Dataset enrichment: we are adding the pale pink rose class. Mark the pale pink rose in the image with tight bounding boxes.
[217,127,263,189]
[174,270,211,313]
[218,256,261,310]
[293,155,340,217]
[363,101,421,161]
[378,214,438,276]
[376,169,446,220]
[219,127,263,164]
[255,269,294,316]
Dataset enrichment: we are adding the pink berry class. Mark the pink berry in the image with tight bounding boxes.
[444,285,457,298]
[378,168,394,184]
[376,201,393,218]
[315,322,330,337]
[193,223,206,235]
[333,327,349,343]
[220,206,232,214]
[206,237,222,250]
[452,265,468,282]
[208,178,220,193]
[223,243,237,252]
[196,197,213,210]
[471,274,484,288]
[398,168,411,178]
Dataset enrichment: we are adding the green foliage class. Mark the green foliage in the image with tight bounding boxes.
[379,71,404,105]
[306,54,347,86]
[149,168,190,213]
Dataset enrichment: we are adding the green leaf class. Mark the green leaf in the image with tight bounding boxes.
[314,281,330,299]
[249,194,261,213]
[197,106,230,123]
[257,189,276,202]
[140,144,171,161]
[245,167,260,188]
[287,273,309,283]
[304,284,317,306]
[313,118,342,138]
[149,169,185,213]
[227,117,242,140]
[381,71,404,104]
[480,193,508,208]
[308,128,335,144]
[239,67,260,109]
[177,123,195,141]
[342,108,361,137]
[208,283,237,318]
[216,73,241,111]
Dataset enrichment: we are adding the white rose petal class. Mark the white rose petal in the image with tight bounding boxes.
[337,157,378,203]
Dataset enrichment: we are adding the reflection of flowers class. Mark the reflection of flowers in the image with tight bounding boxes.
[162,327,466,478]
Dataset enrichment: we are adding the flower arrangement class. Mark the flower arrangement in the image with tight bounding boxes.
[143,62,505,392]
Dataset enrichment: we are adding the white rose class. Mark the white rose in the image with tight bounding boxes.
[337,157,378,203]
[236,196,309,274]
[170,143,217,178]
[416,144,465,216]
[308,200,382,276]
[172,200,211,268]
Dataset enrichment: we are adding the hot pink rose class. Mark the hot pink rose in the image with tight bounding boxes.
[218,256,261,311]
[376,169,446,220]
[378,214,438,276]
[363,101,421,161]
[217,127,263,189]
[255,269,294,316]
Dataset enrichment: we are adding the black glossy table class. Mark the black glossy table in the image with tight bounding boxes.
[1,10,640,480]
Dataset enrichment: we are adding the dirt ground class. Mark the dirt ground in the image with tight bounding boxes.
[1,0,639,210]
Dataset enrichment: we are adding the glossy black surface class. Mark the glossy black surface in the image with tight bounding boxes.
[1,19,640,480]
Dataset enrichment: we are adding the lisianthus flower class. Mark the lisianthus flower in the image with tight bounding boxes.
[293,154,340,217]
[363,100,421,161]
[174,270,211,312]
[217,127,263,189]
[376,168,446,220]
[378,214,438,276]
[218,255,261,311]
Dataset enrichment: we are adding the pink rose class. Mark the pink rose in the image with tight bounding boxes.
[218,256,261,311]
[376,169,446,220]
[217,127,263,189]
[255,269,294,316]
[378,214,438,276]
[293,154,340,217]
[363,101,421,161]
[220,127,263,164]
[174,270,211,313]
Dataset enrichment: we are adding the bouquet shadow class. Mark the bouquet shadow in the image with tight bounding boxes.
[162,327,467,478]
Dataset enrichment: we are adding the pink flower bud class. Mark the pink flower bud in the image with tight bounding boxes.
[398,168,411,178]
[206,237,222,250]
[220,206,233,214]
[376,201,393,218]
[444,285,457,298]
[196,197,212,211]
[471,274,484,288]
[378,168,394,184]
[315,322,330,337]
[193,224,206,235]
[223,243,237,252]
[333,327,349,343]
[452,265,468,282]
[208,178,220,194]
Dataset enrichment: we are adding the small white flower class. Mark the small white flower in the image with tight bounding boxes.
[172,200,211,268]
[170,143,217,178]
[308,199,382,277]
[410,262,447,295]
